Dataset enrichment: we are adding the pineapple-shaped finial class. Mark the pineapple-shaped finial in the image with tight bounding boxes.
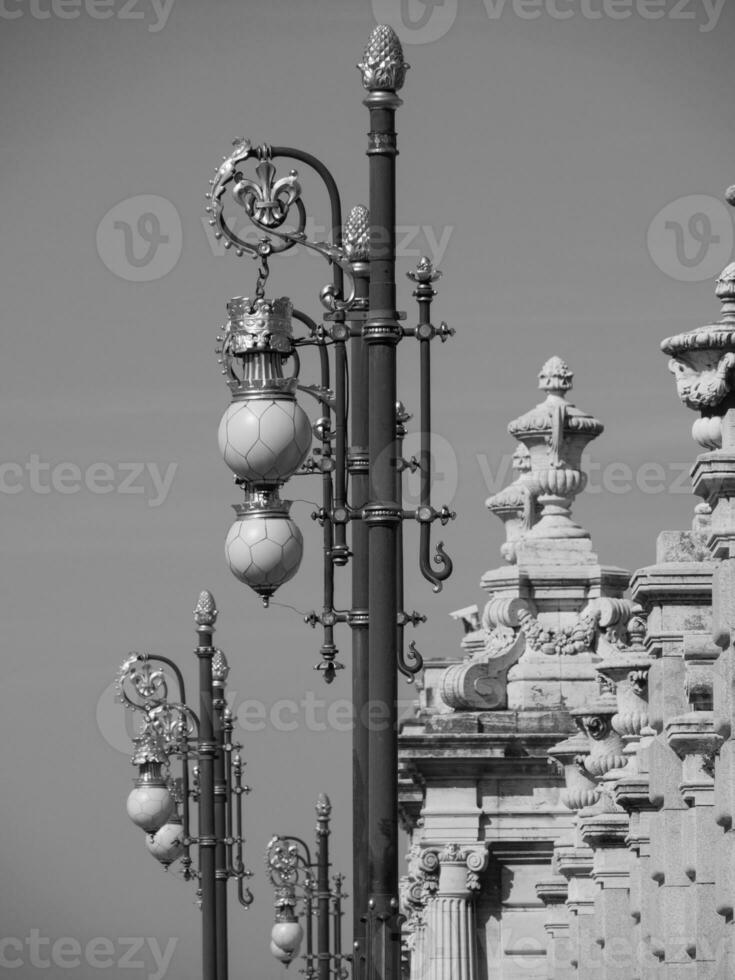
[212,648,230,684]
[344,205,370,263]
[358,25,409,92]
[194,590,218,627]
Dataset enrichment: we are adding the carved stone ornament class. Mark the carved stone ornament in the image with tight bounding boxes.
[572,696,627,779]
[419,844,489,897]
[440,598,531,710]
[517,607,600,657]
[486,444,536,563]
[506,358,603,540]
[548,732,601,812]
[662,258,735,447]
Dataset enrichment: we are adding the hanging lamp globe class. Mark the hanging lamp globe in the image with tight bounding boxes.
[146,814,185,866]
[217,295,312,486]
[225,491,304,604]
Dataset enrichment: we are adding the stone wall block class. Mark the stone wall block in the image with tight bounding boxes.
[685,804,717,886]
[648,736,683,811]
[714,830,735,920]
[713,739,734,830]
[711,649,732,740]
[712,560,735,652]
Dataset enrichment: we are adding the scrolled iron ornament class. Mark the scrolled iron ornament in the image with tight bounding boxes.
[117,653,169,713]
[265,836,301,889]
[147,702,199,753]
[232,155,302,230]
[206,139,305,258]
[398,640,424,683]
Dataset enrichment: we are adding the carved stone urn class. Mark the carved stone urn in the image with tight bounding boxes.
[507,357,603,541]
[662,261,735,451]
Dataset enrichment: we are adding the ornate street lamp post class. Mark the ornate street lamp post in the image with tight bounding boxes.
[207,25,455,980]
[266,795,349,979]
[116,591,253,980]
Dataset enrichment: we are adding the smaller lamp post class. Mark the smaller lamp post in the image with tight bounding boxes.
[115,591,253,980]
[266,795,348,979]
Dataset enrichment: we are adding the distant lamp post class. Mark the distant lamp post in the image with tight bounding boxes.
[266,795,348,979]
[115,591,253,980]
[205,25,454,980]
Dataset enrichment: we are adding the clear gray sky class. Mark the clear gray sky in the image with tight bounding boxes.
[2,1,734,977]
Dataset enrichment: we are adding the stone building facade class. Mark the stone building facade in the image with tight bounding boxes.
[398,236,735,979]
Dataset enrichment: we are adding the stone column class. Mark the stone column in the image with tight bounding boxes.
[421,844,488,980]
[556,839,600,979]
[537,873,574,980]
[571,698,632,980]
[658,243,735,979]
[631,518,714,978]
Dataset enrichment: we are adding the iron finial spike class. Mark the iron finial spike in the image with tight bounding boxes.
[358,25,409,92]
[316,793,332,817]
[194,589,218,627]
[211,648,230,684]
[343,205,370,263]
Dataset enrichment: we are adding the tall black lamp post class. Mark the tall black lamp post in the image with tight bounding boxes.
[207,25,454,980]
[116,591,254,980]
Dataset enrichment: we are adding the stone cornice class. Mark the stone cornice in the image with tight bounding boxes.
[630,563,714,605]
[579,812,629,848]
[535,876,569,905]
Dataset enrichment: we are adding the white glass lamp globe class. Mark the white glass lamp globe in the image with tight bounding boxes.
[146,819,184,865]
[126,784,174,834]
[218,398,312,486]
[270,921,303,964]
[225,509,303,599]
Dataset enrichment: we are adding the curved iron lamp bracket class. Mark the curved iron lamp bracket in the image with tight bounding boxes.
[207,140,358,311]
[116,652,187,714]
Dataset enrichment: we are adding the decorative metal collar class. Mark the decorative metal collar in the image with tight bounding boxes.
[225,296,294,355]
